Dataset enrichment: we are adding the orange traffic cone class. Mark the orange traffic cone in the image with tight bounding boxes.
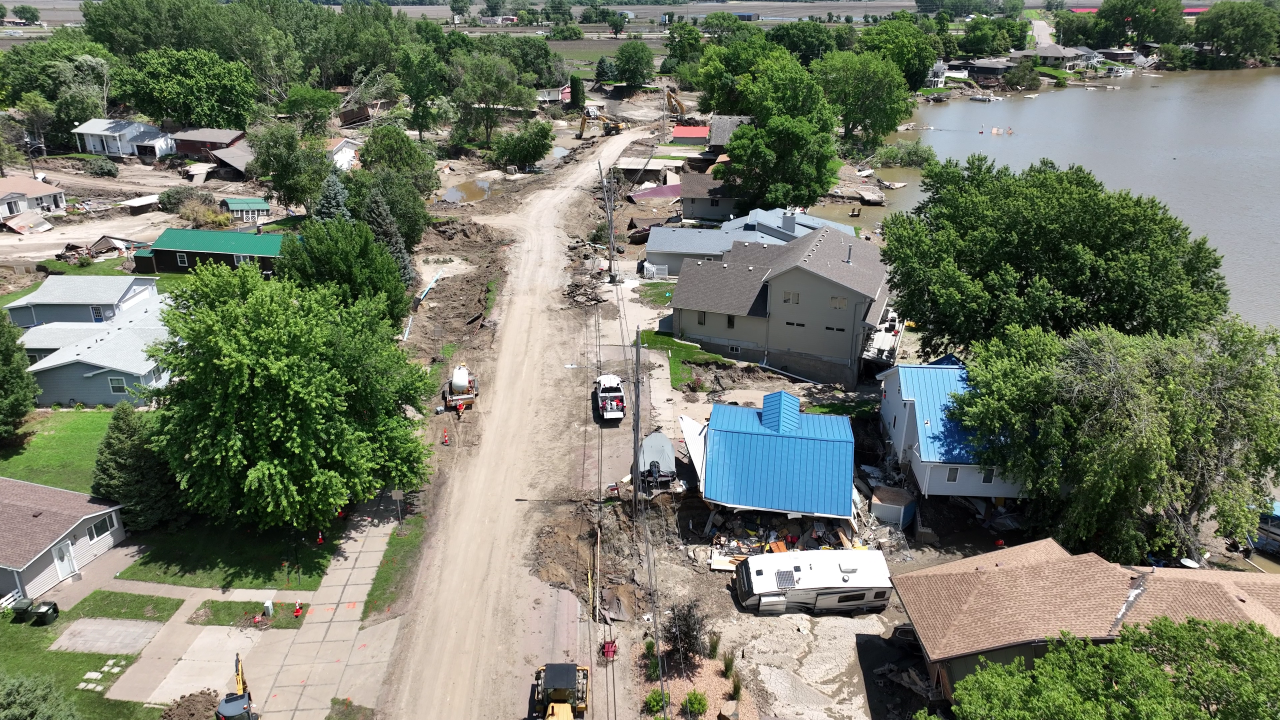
[317,531,324,545]
[442,429,450,446]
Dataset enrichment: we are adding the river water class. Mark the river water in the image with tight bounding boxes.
[875,69,1280,327]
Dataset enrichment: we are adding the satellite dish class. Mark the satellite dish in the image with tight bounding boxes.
[1179,558,1200,569]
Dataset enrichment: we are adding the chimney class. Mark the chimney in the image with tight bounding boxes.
[782,211,795,235]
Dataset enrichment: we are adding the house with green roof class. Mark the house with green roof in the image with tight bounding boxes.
[133,228,282,275]
[219,197,271,223]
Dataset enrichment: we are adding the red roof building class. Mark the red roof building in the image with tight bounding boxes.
[671,125,710,145]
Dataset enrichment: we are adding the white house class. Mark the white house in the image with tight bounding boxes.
[71,118,167,157]
[327,137,361,171]
[876,362,1022,499]
[0,177,65,218]
[0,477,124,600]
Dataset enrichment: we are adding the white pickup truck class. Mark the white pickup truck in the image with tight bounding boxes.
[593,374,626,421]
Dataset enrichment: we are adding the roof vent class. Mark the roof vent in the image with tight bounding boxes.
[723,264,727,268]
[748,266,753,271]
[697,261,702,265]
[32,511,42,518]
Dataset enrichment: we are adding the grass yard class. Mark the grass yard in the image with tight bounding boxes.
[640,330,734,389]
[118,521,341,591]
[261,215,306,233]
[0,411,112,493]
[919,87,952,95]
[32,256,191,295]
[187,600,309,630]
[806,399,880,420]
[363,515,425,620]
[0,591,182,720]
[1036,66,1074,79]
[638,281,675,307]
[0,282,39,307]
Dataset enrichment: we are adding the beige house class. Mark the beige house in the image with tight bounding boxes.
[681,173,737,221]
[670,227,888,386]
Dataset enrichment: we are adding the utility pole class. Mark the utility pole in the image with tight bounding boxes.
[632,325,642,518]
[597,160,617,282]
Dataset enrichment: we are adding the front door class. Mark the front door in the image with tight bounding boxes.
[53,541,76,579]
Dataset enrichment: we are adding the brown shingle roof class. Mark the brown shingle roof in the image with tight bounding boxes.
[893,539,1280,663]
[671,261,770,317]
[0,477,119,570]
[681,173,732,200]
[0,177,63,199]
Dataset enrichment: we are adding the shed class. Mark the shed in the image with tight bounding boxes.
[169,128,245,158]
[0,477,124,600]
[211,144,255,180]
[671,125,710,145]
[219,197,271,223]
[134,228,281,274]
[870,486,916,528]
[702,391,856,518]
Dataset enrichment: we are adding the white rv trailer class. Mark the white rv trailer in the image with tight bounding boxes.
[735,550,893,616]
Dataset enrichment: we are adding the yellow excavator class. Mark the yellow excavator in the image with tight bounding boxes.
[664,88,690,123]
[534,664,589,718]
[576,109,627,139]
[215,654,257,720]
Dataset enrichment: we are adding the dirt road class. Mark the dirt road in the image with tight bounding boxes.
[382,131,640,720]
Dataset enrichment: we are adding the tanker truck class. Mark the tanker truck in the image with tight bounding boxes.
[444,364,479,412]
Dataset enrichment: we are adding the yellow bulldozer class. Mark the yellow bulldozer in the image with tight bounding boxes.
[534,664,589,719]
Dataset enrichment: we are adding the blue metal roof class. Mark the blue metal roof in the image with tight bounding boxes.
[895,365,975,464]
[703,391,855,517]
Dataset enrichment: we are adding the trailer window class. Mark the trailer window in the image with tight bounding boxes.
[874,591,888,600]
[838,593,866,603]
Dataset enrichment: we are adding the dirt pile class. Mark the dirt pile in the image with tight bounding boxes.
[160,690,219,720]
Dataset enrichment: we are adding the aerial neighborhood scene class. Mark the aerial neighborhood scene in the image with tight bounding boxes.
[2,0,1280,718]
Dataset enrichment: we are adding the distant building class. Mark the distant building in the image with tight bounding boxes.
[876,362,1022,499]
[0,177,65,218]
[671,124,710,146]
[680,174,736,221]
[925,61,947,88]
[1097,47,1135,62]
[169,128,246,159]
[71,119,172,158]
[132,228,281,275]
[1010,43,1084,70]
[733,12,760,21]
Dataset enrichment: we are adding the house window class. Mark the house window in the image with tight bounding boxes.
[982,468,995,484]
[783,291,799,304]
[233,254,252,266]
[831,296,847,309]
[726,315,735,329]
[710,199,720,207]
[87,513,116,542]
[946,467,959,483]
[836,328,845,332]
[697,311,706,325]
[838,593,866,603]
[728,345,741,354]
[26,353,38,364]
[108,377,127,394]
[176,252,188,267]
[6,200,20,215]
[90,306,104,322]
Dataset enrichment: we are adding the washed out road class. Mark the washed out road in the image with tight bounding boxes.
[382,131,641,720]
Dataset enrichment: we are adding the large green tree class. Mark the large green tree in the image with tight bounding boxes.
[487,119,553,169]
[90,402,187,531]
[854,18,937,89]
[359,124,439,194]
[764,20,835,65]
[0,319,38,440]
[1097,0,1188,47]
[1053,10,1099,47]
[0,27,113,106]
[245,121,331,211]
[715,113,838,210]
[148,263,429,530]
[953,319,1280,562]
[117,48,255,128]
[1194,0,1280,65]
[343,167,430,251]
[450,52,535,144]
[701,11,762,45]
[614,40,655,88]
[881,155,1229,356]
[695,34,785,115]
[364,189,417,288]
[812,50,914,149]
[396,43,450,140]
[280,84,340,138]
[277,217,410,322]
[664,22,703,65]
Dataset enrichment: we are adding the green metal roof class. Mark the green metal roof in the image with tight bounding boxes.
[133,249,153,257]
[152,229,282,257]
[221,197,271,210]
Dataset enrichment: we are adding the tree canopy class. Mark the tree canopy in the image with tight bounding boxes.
[487,119,553,169]
[1195,1,1280,65]
[614,40,655,88]
[277,217,411,322]
[91,402,187,531]
[280,84,340,138]
[245,121,331,210]
[881,155,1229,356]
[854,18,937,89]
[148,262,430,530]
[451,52,535,144]
[715,113,839,210]
[359,124,440,194]
[0,672,80,720]
[1096,0,1188,47]
[116,47,256,129]
[811,50,914,149]
[764,20,835,65]
[952,319,1280,562]
[342,167,430,251]
[0,319,37,441]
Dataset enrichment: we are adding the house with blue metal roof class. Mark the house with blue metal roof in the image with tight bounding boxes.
[876,364,1022,499]
[701,391,857,518]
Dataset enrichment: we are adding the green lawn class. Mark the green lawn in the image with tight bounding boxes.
[806,399,880,420]
[640,330,734,389]
[919,87,952,96]
[0,411,112,493]
[70,590,185,622]
[0,591,175,720]
[260,215,306,233]
[363,515,425,620]
[1036,65,1074,79]
[118,521,341,591]
[638,282,674,307]
[188,600,310,630]
[30,256,191,295]
[0,282,39,307]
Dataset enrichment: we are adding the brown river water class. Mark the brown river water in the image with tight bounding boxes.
[815,68,1280,328]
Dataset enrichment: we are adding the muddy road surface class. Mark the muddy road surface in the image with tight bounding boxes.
[381,131,642,720]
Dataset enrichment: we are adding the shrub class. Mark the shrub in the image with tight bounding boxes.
[644,639,656,658]
[1054,75,1068,87]
[873,139,936,168]
[643,689,669,715]
[722,651,735,677]
[664,600,708,673]
[74,403,84,411]
[0,673,81,720]
[546,104,565,120]
[731,672,742,701]
[178,199,231,228]
[551,24,584,40]
[486,120,555,169]
[707,632,720,659]
[85,155,118,177]
[681,690,708,718]
[76,255,93,268]
[159,186,216,213]
[646,655,661,681]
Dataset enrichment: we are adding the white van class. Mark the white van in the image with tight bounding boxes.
[735,550,893,616]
